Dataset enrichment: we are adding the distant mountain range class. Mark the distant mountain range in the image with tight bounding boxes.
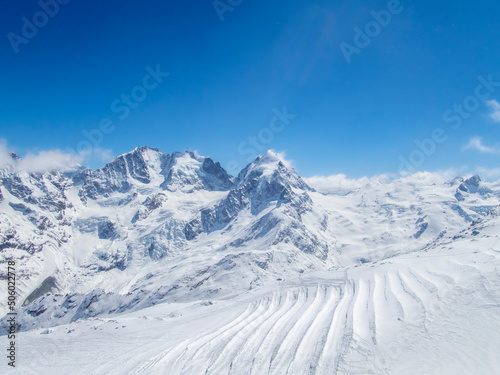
[1,147,500,374]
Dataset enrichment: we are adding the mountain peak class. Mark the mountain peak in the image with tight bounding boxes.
[255,150,292,169]
[465,174,481,186]
[234,150,309,194]
[259,149,282,162]
[9,152,20,161]
[454,174,491,201]
[162,151,232,192]
[134,145,160,153]
[238,150,290,179]
[125,145,162,159]
[170,150,203,162]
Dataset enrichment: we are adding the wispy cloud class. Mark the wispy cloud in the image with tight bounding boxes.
[305,169,471,194]
[0,139,114,173]
[487,99,500,123]
[304,174,389,194]
[18,150,83,173]
[475,167,500,181]
[462,136,500,154]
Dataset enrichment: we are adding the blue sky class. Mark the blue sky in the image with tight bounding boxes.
[1,0,500,178]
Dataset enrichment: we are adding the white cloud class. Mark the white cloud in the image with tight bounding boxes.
[462,136,500,154]
[304,174,389,194]
[0,139,114,173]
[274,150,295,170]
[487,100,500,123]
[474,167,500,181]
[394,169,464,185]
[0,139,14,169]
[305,169,470,194]
[18,150,83,173]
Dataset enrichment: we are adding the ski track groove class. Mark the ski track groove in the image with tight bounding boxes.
[399,269,434,311]
[316,283,352,374]
[268,285,327,374]
[204,291,284,374]
[228,289,297,374]
[265,286,315,373]
[249,287,309,374]
[366,278,377,346]
[351,278,371,343]
[373,273,392,345]
[382,273,404,322]
[155,298,263,374]
[136,261,496,374]
[185,295,274,375]
[286,285,340,375]
[334,280,357,374]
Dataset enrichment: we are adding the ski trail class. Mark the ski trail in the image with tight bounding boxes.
[204,291,284,374]
[315,282,353,374]
[386,271,423,325]
[154,298,264,374]
[181,295,275,375]
[399,269,434,311]
[228,289,297,374]
[286,286,340,375]
[366,277,377,345]
[372,273,393,345]
[382,273,404,320]
[351,278,371,343]
[249,287,309,374]
[135,254,500,375]
[409,268,439,294]
[268,285,327,374]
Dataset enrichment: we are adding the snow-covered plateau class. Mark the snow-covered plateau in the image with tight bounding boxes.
[1,146,499,374]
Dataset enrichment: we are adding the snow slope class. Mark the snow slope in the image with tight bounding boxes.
[1,148,500,374]
[4,207,500,374]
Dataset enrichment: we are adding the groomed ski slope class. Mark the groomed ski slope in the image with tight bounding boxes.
[138,259,499,374]
[8,228,500,375]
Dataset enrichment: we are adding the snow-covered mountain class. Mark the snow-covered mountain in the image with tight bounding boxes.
[1,147,500,374]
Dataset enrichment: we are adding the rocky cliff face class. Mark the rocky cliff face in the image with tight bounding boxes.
[454,174,492,201]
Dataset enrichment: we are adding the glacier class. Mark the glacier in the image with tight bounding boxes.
[1,146,500,374]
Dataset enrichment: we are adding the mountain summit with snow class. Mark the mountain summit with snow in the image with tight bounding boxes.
[1,147,500,374]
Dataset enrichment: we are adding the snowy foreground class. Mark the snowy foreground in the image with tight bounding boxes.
[1,147,500,374]
[7,230,500,375]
